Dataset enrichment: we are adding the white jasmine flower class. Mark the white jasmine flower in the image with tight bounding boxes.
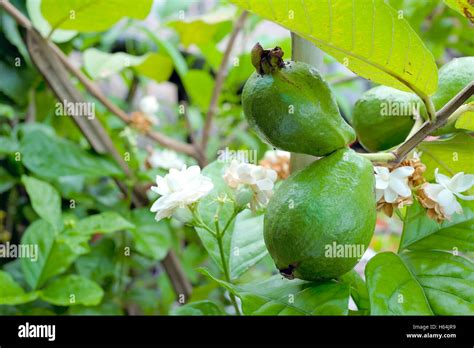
[148,149,186,170]
[374,166,414,203]
[150,166,214,221]
[139,95,159,115]
[224,160,277,210]
[423,169,474,216]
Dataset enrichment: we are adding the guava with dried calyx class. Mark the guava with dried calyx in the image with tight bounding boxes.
[242,43,355,157]
[264,148,376,281]
[432,57,474,135]
[352,86,426,152]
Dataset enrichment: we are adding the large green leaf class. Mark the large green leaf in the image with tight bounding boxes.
[41,0,153,33]
[22,175,63,232]
[400,200,474,252]
[182,70,215,112]
[237,276,350,315]
[73,212,134,236]
[229,210,267,280]
[129,208,171,261]
[365,252,433,315]
[20,129,122,179]
[21,220,84,289]
[231,0,438,97]
[75,239,116,284]
[418,134,474,181]
[0,271,38,305]
[27,0,77,43]
[338,269,370,311]
[83,48,173,82]
[170,300,226,316]
[401,250,474,315]
[39,275,104,306]
[0,60,33,105]
[0,135,19,155]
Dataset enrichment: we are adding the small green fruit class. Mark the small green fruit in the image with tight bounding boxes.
[352,86,425,152]
[264,149,376,281]
[432,57,474,135]
[242,44,355,157]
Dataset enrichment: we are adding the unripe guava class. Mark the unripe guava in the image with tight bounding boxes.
[352,86,426,152]
[264,148,376,281]
[242,44,355,157]
[432,57,474,135]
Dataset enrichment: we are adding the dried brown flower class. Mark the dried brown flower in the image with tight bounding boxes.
[400,158,426,188]
[416,184,449,223]
[130,111,153,133]
[376,196,413,217]
[259,150,290,180]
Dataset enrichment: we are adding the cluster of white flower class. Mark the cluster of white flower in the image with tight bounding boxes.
[150,166,214,221]
[423,169,474,216]
[223,160,277,211]
[148,149,186,170]
[374,166,414,203]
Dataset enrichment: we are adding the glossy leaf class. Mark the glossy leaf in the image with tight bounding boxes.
[365,252,433,315]
[401,250,474,315]
[21,220,85,290]
[231,0,438,97]
[418,134,474,181]
[0,271,38,305]
[22,175,63,232]
[41,0,153,33]
[400,200,474,252]
[73,212,134,236]
[229,210,267,280]
[20,129,122,179]
[40,275,104,306]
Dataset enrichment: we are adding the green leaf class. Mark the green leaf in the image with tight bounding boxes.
[418,134,474,181]
[455,103,474,131]
[21,220,84,289]
[41,0,153,33]
[0,271,38,305]
[27,0,77,43]
[238,275,350,315]
[182,70,215,112]
[167,9,233,47]
[83,49,173,82]
[401,250,474,315]
[0,135,19,155]
[22,175,63,232]
[73,212,134,236]
[338,269,370,311]
[20,129,122,179]
[400,200,474,252]
[170,300,225,316]
[40,275,104,306]
[75,239,116,283]
[444,0,474,23]
[365,252,433,315]
[231,0,438,97]
[129,208,171,261]
[229,210,267,279]
[0,60,33,105]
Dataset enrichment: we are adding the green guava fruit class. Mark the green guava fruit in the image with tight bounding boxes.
[352,86,426,152]
[264,148,376,281]
[432,57,474,135]
[242,43,355,157]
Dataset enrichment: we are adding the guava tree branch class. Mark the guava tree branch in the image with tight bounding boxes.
[390,80,474,164]
[201,10,248,154]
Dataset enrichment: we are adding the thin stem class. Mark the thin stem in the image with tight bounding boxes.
[201,11,248,152]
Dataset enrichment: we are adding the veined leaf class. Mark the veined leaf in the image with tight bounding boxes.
[41,0,153,33]
[400,200,474,252]
[39,275,104,306]
[231,0,438,97]
[418,134,474,181]
[365,252,433,315]
[444,0,474,23]
[401,250,474,315]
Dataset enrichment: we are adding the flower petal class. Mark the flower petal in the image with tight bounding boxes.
[434,168,451,188]
[449,173,474,193]
[374,166,389,177]
[375,176,389,190]
[453,192,474,201]
[391,166,415,179]
[389,177,411,197]
[437,189,456,207]
[384,187,398,203]
[423,183,444,201]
